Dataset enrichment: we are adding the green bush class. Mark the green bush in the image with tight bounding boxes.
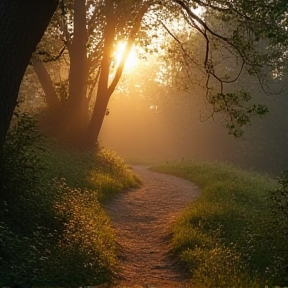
[0,113,138,286]
[90,148,142,202]
[40,142,141,202]
[181,245,255,288]
[0,113,55,234]
[0,113,61,286]
[152,161,278,287]
[265,171,288,284]
[34,181,115,286]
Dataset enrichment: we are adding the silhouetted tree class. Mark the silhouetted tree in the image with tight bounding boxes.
[32,0,149,146]
[0,0,58,148]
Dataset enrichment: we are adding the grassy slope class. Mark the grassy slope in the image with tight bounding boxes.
[151,161,280,287]
[43,142,141,202]
[0,126,140,287]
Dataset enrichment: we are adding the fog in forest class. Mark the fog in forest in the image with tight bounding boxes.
[100,89,235,162]
[18,21,288,176]
[99,58,288,175]
[20,51,288,176]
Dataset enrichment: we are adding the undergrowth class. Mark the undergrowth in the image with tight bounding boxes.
[0,113,139,287]
[152,161,288,287]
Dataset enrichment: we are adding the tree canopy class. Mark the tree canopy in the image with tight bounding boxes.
[1,0,288,147]
[36,0,288,143]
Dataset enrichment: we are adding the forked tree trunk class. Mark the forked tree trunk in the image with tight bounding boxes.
[0,0,58,148]
[33,0,89,144]
[32,58,60,109]
[86,1,149,147]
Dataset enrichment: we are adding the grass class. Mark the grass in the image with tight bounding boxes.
[42,141,141,202]
[151,160,287,288]
[2,114,288,287]
[0,113,140,287]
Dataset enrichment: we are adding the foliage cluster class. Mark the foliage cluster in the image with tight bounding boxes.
[152,161,288,287]
[0,113,139,287]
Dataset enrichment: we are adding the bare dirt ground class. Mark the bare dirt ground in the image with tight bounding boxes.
[106,166,200,288]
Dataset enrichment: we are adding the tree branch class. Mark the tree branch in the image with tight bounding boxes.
[108,2,151,94]
[36,45,66,63]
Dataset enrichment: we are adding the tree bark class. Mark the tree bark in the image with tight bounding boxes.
[0,0,58,148]
[66,0,88,126]
[85,0,116,147]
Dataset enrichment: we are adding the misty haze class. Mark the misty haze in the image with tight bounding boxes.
[1,1,288,287]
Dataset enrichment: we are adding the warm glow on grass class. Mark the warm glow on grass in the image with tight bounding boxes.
[114,41,139,71]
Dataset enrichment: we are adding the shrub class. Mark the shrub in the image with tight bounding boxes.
[265,171,288,284]
[40,142,141,202]
[0,112,53,234]
[152,161,278,287]
[36,181,115,286]
[0,113,61,286]
[0,113,122,286]
[181,245,254,288]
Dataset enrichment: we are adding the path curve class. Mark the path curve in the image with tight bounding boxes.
[106,166,200,287]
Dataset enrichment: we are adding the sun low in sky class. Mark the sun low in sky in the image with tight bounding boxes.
[114,41,139,71]
[112,4,205,78]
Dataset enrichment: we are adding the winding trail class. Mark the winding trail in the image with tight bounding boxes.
[106,166,200,287]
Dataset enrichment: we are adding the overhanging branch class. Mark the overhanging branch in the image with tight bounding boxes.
[36,45,66,63]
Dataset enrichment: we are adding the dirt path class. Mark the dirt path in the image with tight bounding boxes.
[106,166,200,287]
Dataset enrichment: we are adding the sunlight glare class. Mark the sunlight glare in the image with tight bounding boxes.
[191,6,205,19]
[114,41,138,71]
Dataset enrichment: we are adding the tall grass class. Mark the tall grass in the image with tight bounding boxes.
[42,141,141,202]
[0,113,140,287]
[152,161,288,287]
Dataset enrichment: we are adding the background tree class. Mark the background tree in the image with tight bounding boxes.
[25,0,288,147]
[100,5,288,174]
[32,0,151,146]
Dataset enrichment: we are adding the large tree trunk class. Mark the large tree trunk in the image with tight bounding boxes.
[66,0,88,130]
[0,0,58,148]
[28,0,89,145]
